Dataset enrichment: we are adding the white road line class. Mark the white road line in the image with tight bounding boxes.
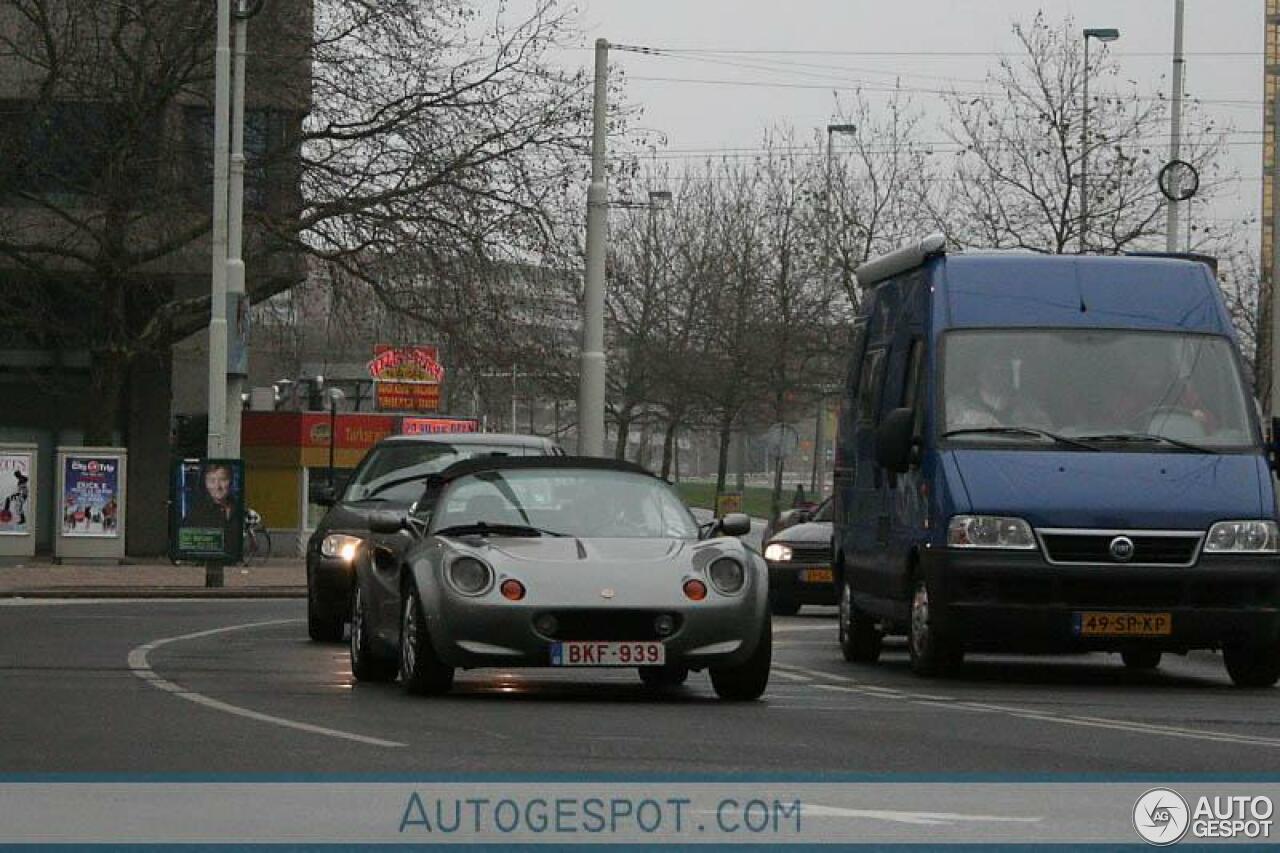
[770,669,813,683]
[128,618,406,749]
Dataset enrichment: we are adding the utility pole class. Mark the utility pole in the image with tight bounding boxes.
[1165,0,1186,252]
[1270,62,1280,422]
[577,38,609,456]
[225,3,250,454]
[207,0,231,461]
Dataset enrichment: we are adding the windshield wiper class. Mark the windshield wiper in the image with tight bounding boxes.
[1075,433,1218,454]
[942,426,1100,452]
[434,522,565,538]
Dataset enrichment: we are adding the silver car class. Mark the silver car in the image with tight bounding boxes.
[348,456,771,700]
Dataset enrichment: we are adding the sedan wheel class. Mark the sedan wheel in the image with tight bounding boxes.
[908,578,962,677]
[398,585,454,695]
[349,585,396,683]
[838,576,882,664]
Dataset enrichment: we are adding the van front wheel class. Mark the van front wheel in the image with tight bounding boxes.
[1223,642,1280,688]
[908,578,963,677]
[839,577,882,663]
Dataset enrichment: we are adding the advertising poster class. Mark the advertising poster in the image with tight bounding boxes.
[170,458,244,563]
[61,455,120,538]
[0,451,32,535]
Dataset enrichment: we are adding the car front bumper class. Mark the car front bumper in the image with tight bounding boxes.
[919,547,1280,652]
[767,561,837,604]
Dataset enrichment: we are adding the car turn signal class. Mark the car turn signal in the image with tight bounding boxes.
[682,579,708,601]
[500,579,526,601]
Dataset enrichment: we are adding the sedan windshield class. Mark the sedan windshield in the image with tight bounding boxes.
[431,468,699,539]
[941,329,1257,449]
[343,443,537,502]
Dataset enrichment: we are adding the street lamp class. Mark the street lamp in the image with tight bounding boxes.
[1080,27,1120,254]
[326,387,345,493]
[815,124,856,495]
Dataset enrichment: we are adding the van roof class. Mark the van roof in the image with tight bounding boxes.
[936,253,1228,334]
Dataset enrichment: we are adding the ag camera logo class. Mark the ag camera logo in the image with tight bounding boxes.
[1133,788,1189,845]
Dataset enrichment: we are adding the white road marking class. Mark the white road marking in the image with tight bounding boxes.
[128,619,406,749]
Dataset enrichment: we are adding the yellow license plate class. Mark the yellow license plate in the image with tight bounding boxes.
[1075,612,1172,637]
[802,568,834,583]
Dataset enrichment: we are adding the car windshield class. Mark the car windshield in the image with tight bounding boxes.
[940,329,1257,450]
[812,498,833,523]
[343,443,538,502]
[430,468,699,539]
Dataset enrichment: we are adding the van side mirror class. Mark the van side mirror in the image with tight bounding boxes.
[367,510,407,535]
[718,512,752,537]
[876,407,916,473]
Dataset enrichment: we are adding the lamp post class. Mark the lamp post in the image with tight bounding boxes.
[815,124,856,495]
[1080,27,1120,254]
[326,387,345,493]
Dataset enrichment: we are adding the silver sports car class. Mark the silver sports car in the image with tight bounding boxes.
[348,456,771,700]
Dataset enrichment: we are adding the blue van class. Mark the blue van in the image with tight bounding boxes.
[832,235,1280,687]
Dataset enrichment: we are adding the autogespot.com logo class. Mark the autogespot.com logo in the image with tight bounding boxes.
[1134,788,1190,845]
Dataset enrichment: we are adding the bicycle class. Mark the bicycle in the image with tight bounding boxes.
[242,508,273,566]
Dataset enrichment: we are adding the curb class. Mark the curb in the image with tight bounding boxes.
[0,587,307,600]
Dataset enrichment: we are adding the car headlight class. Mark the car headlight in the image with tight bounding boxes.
[708,557,746,594]
[947,515,1036,549]
[763,543,793,562]
[1204,521,1280,553]
[320,533,362,562]
[447,556,494,596]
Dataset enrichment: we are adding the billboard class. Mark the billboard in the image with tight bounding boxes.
[0,451,32,536]
[60,455,121,538]
[170,458,244,563]
[369,345,444,412]
[399,417,480,435]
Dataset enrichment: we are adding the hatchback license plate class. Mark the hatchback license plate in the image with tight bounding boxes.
[1074,612,1172,637]
[802,568,834,583]
[550,641,665,666]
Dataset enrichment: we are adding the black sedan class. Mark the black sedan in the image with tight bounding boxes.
[306,432,562,641]
[762,497,836,615]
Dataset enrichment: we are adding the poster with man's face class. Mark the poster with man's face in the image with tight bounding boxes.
[170,458,244,562]
[0,452,32,536]
[61,455,120,538]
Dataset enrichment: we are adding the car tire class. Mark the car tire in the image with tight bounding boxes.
[710,614,771,701]
[769,591,801,617]
[399,584,454,695]
[307,571,345,643]
[838,576,882,663]
[1223,642,1280,688]
[1120,649,1162,671]
[908,577,963,677]
[638,664,689,688]
[350,584,396,682]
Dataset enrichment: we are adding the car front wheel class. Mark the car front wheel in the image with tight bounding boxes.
[399,585,454,695]
[710,615,771,701]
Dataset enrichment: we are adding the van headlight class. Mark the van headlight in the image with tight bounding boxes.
[947,515,1036,549]
[1204,521,1280,553]
[320,533,362,562]
[763,543,792,562]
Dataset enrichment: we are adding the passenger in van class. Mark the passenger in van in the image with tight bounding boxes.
[946,356,1053,431]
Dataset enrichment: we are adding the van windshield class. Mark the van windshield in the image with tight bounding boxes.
[940,330,1258,450]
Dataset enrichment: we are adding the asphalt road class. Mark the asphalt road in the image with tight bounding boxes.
[3,598,1279,775]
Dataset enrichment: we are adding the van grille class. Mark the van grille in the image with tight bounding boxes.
[1040,532,1201,566]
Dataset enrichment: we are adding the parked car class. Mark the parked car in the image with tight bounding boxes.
[347,455,771,700]
[834,236,1280,687]
[306,432,562,641]
[762,497,836,615]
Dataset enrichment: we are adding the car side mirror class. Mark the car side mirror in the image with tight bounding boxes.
[367,510,407,535]
[316,488,337,508]
[876,407,916,474]
[718,512,751,537]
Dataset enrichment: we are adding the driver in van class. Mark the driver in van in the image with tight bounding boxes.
[947,353,1053,431]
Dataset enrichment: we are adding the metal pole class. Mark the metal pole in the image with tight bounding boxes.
[1165,0,1186,253]
[328,398,337,490]
[813,129,833,494]
[1080,34,1090,254]
[1269,75,1280,421]
[207,0,231,458]
[511,366,518,433]
[577,38,610,456]
[225,8,249,455]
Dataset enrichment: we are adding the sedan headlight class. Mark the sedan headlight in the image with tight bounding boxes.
[447,556,494,596]
[708,557,746,594]
[947,515,1036,550]
[320,533,362,562]
[763,543,793,562]
[1205,521,1280,553]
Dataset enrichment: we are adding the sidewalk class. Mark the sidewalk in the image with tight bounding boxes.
[0,557,306,599]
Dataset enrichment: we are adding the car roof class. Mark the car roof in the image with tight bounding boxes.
[435,454,655,483]
[375,432,557,448]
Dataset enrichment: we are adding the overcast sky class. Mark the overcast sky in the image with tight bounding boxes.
[562,0,1264,252]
